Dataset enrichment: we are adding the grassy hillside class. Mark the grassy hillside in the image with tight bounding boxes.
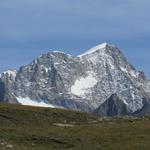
[0,103,150,150]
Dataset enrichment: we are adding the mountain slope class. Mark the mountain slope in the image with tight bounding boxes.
[93,93,128,116]
[0,43,150,115]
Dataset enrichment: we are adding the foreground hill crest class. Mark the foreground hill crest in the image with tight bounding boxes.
[0,42,150,116]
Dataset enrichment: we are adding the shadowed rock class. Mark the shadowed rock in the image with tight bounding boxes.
[94,94,128,116]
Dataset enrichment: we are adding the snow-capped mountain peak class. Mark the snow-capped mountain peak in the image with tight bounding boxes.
[0,43,150,116]
[78,42,114,57]
[3,70,17,76]
[0,69,17,79]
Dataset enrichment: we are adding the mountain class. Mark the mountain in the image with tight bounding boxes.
[93,93,128,116]
[0,43,150,116]
[0,70,18,103]
[132,98,150,116]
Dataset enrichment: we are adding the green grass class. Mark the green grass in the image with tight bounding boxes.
[0,103,150,150]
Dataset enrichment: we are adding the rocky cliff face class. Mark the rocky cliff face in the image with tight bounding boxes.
[0,70,18,103]
[0,43,150,116]
[93,93,128,116]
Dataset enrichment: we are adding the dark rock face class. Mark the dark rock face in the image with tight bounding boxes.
[0,43,150,116]
[93,94,128,116]
[133,98,150,116]
[0,81,5,101]
[0,79,17,104]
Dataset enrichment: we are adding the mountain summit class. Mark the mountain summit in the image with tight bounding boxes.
[78,42,109,56]
[0,43,150,116]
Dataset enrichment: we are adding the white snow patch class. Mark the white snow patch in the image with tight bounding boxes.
[120,66,137,78]
[79,43,108,57]
[120,66,128,73]
[123,100,129,105]
[2,70,17,79]
[33,59,38,64]
[44,67,49,73]
[130,86,133,89]
[130,70,138,78]
[16,97,55,108]
[131,91,136,100]
[44,67,51,73]
[41,65,51,73]
[53,50,65,54]
[71,72,97,96]
[3,70,16,76]
[54,62,61,65]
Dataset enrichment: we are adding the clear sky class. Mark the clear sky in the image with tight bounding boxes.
[0,0,150,78]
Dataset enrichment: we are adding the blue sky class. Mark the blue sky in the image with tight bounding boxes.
[0,0,150,78]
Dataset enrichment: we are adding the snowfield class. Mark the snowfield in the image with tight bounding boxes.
[71,72,97,97]
[16,97,55,108]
